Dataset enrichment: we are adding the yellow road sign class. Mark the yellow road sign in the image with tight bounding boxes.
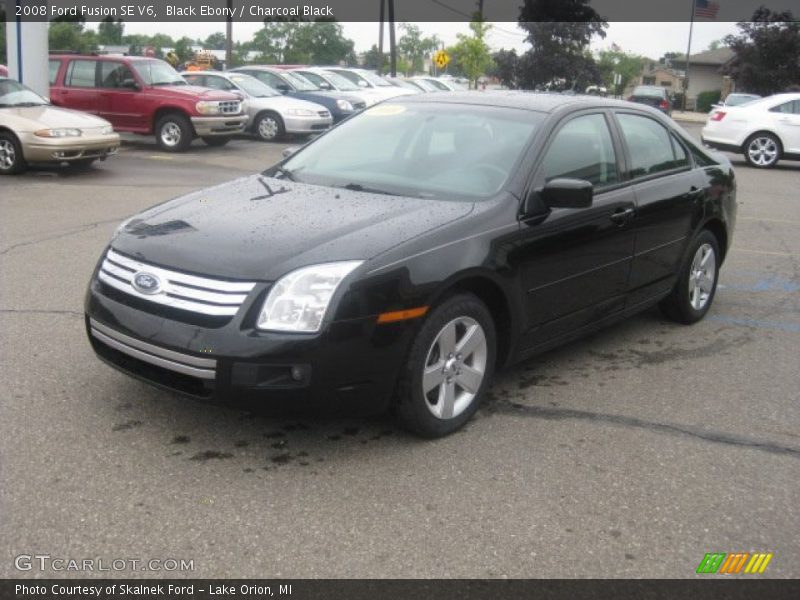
[433,50,450,69]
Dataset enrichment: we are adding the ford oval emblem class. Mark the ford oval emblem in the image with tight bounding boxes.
[132,271,162,295]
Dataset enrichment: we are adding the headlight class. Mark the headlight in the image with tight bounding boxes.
[336,99,354,111]
[100,125,114,135]
[286,108,315,117]
[195,101,221,115]
[257,261,364,333]
[34,128,82,138]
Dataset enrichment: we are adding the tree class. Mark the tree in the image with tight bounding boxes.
[723,7,800,95]
[174,37,196,63]
[251,21,299,63]
[397,24,440,76]
[488,49,519,88]
[97,17,124,45]
[49,22,94,53]
[516,0,608,90]
[204,32,227,50]
[286,21,355,65]
[596,49,644,93]
[363,44,388,72]
[450,19,493,88]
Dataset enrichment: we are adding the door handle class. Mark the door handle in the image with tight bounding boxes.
[688,186,704,199]
[610,207,635,225]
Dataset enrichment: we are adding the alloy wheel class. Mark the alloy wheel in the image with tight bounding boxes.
[422,317,488,420]
[747,136,778,167]
[0,139,16,170]
[688,243,716,311]
[160,122,182,148]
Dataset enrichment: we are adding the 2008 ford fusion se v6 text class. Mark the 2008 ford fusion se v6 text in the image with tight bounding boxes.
[85,92,736,437]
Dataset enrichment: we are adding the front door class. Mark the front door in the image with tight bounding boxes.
[512,111,636,349]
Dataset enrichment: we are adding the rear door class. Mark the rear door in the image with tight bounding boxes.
[770,99,800,154]
[58,59,100,114]
[513,111,637,348]
[613,111,700,305]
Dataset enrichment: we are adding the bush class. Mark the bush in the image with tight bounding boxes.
[696,90,722,113]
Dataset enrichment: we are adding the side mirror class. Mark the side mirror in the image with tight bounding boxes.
[358,80,368,88]
[282,146,301,158]
[541,178,593,209]
[319,82,332,90]
[276,84,291,94]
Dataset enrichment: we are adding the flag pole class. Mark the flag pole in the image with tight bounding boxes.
[684,0,696,111]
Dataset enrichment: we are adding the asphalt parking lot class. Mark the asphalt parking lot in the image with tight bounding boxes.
[1,124,798,579]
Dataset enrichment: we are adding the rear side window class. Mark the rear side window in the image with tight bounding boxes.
[670,134,690,169]
[617,113,686,178]
[66,60,97,88]
[204,76,234,91]
[769,100,800,114]
[540,113,618,187]
[48,60,61,85]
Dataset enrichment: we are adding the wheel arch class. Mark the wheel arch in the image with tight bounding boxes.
[152,106,193,135]
[741,129,785,153]
[700,218,729,264]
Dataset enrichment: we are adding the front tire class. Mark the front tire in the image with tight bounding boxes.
[395,293,496,438]
[155,113,192,152]
[660,229,720,324]
[254,112,285,142]
[0,132,26,175]
[744,132,781,168]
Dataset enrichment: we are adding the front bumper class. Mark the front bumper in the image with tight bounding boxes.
[190,115,248,137]
[282,114,333,135]
[84,279,415,410]
[19,132,120,162]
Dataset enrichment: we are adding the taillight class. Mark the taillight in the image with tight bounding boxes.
[710,111,726,121]
[659,100,670,109]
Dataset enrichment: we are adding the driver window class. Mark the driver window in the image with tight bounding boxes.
[100,62,135,89]
[540,114,618,186]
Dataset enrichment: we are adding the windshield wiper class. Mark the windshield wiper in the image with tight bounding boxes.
[271,166,296,181]
[152,81,185,86]
[341,183,398,196]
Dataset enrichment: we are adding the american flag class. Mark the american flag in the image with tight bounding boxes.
[695,0,720,19]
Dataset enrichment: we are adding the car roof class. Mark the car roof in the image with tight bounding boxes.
[50,54,157,62]
[390,90,664,114]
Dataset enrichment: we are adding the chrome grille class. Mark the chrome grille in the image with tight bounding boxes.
[98,248,256,317]
[219,101,241,114]
[353,101,366,110]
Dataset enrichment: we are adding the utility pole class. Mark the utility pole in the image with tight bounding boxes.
[388,0,396,77]
[684,0,697,111]
[225,0,233,69]
[478,0,484,19]
[378,0,385,74]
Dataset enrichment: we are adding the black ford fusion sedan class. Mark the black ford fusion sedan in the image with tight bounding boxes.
[86,92,736,437]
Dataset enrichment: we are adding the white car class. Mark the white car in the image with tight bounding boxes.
[701,93,800,168]
[182,71,332,141]
[412,76,468,92]
[322,67,418,102]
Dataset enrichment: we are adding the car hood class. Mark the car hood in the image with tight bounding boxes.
[246,95,327,113]
[1,104,111,132]
[145,84,239,101]
[111,175,474,281]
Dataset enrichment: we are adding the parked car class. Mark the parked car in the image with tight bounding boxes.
[388,77,440,93]
[49,55,247,152]
[702,93,800,168]
[710,93,761,110]
[322,67,418,101]
[85,92,735,437]
[412,76,467,91]
[181,71,332,142]
[291,68,380,106]
[627,85,672,115]
[0,77,119,175]
[228,66,366,123]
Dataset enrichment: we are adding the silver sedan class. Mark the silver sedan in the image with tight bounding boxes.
[182,71,332,141]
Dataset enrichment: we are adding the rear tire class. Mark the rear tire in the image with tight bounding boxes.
[394,293,496,438]
[155,113,192,152]
[201,136,231,147]
[660,229,720,324]
[0,132,26,175]
[254,112,285,142]
[743,132,781,168]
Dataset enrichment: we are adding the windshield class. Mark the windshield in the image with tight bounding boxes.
[329,69,371,88]
[280,103,543,201]
[0,79,48,106]
[133,60,186,86]
[298,70,360,92]
[356,70,394,87]
[282,70,318,91]
[228,74,280,97]
[726,94,760,106]
[412,79,440,92]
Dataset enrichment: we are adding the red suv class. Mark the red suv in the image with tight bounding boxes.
[49,55,247,151]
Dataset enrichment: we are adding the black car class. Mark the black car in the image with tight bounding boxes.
[85,93,736,437]
[628,85,673,116]
[229,66,366,122]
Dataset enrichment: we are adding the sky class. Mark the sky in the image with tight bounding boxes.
[115,21,741,60]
